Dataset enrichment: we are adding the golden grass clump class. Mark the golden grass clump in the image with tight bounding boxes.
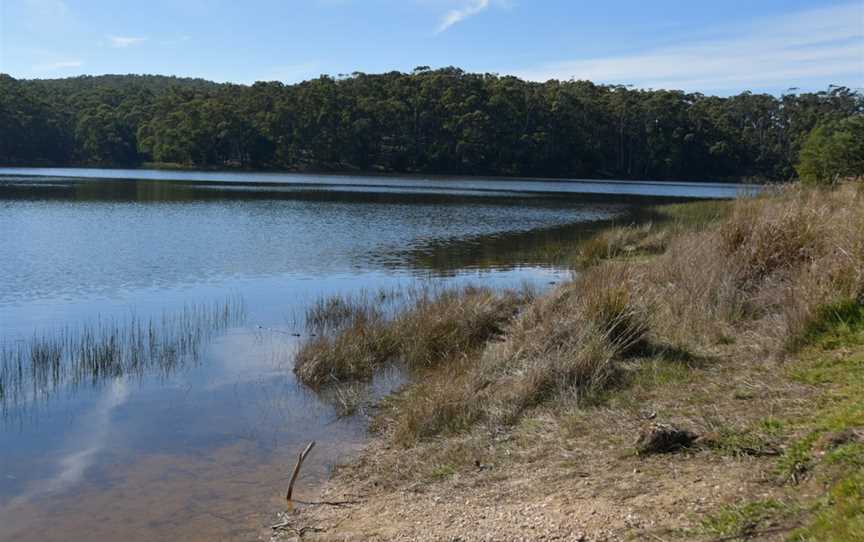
[294,285,526,388]
[720,188,827,285]
[294,313,396,388]
[393,286,524,369]
[381,359,482,446]
[473,265,651,425]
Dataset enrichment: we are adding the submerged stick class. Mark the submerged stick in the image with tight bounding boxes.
[286,440,316,510]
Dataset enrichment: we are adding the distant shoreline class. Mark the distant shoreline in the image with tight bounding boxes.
[0,162,770,187]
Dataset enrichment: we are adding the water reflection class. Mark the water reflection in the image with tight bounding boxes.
[9,378,130,506]
[0,299,245,422]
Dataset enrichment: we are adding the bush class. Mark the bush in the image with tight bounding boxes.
[797,116,864,185]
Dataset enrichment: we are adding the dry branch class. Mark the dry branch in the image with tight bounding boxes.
[286,440,316,511]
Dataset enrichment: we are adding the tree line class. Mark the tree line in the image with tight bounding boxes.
[1,68,861,181]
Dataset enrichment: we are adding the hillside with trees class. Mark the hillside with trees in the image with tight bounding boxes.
[1,69,861,181]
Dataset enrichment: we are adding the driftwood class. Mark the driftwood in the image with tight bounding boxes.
[287,441,316,511]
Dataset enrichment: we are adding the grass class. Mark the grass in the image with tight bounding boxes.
[792,299,864,351]
[294,285,527,388]
[698,499,798,539]
[769,300,864,535]
[571,198,733,268]
[700,421,785,458]
[791,472,864,541]
[0,297,245,419]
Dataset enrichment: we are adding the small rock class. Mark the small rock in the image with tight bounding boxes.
[635,422,698,455]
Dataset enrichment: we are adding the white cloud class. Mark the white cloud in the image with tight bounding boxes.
[436,0,490,33]
[108,35,147,48]
[514,2,864,93]
[32,59,83,72]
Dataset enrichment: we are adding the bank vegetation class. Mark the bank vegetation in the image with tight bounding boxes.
[287,180,863,540]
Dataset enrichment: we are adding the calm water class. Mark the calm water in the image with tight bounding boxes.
[0,168,755,541]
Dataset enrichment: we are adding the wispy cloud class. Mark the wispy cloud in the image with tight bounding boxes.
[32,59,83,72]
[108,35,147,48]
[7,379,129,506]
[514,2,864,93]
[436,0,490,33]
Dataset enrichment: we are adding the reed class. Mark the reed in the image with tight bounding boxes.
[0,297,245,419]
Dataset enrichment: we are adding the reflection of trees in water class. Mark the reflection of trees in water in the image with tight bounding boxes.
[0,297,245,424]
[392,200,689,273]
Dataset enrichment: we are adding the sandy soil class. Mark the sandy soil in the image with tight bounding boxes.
[271,351,816,541]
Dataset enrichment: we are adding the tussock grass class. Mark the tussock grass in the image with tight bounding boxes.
[295,318,396,388]
[294,285,527,389]
[647,183,864,350]
[472,265,652,425]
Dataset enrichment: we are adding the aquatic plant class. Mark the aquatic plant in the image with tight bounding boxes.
[0,297,245,421]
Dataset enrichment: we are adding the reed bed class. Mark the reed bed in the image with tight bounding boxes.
[0,297,245,418]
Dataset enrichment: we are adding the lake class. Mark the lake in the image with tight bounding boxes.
[0,168,757,541]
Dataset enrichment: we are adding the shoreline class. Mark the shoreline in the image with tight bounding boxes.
[273,181,864,540]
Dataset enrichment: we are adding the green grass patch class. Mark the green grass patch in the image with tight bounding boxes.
[704,419,786,458]
[776,433,818,484]
[698,499,797,539]
[794,299,864,351]
[569,198,733,268]
[791,472,864,542]
[824,442,864,469]
[653,198,733,229]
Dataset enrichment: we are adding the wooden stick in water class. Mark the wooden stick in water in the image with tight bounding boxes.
[287,440,316,510]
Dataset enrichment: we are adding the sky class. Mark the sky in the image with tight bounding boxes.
[0,0,862,95]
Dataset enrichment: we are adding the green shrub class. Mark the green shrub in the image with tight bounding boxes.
[797,116,864,185]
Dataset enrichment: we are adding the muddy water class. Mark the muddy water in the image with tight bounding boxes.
[0,169,752,540]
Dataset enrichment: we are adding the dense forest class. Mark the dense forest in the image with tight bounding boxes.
[1,68,861,181]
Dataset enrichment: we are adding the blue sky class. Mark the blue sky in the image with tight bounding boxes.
[1,0,862,95]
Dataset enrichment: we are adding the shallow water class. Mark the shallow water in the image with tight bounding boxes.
[0,168,752,541]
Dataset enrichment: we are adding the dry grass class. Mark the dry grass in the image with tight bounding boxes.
[392,286,525,369]
[573,198,732,267]
[294,315,396,387]
[648,183,864,350]
[471,265,652,426]
[294,285,527,388]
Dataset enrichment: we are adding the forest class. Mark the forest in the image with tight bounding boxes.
[1,68,861,181]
